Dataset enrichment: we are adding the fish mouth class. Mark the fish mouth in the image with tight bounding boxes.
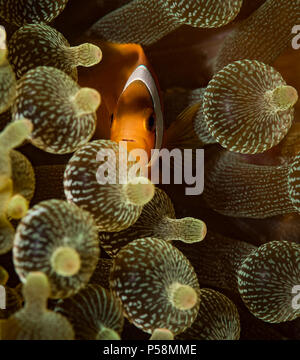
[121,139,135,142]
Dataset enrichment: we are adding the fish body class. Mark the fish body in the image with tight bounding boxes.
[113,63,164,161]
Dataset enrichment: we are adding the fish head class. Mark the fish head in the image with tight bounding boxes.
[110,80,156,161]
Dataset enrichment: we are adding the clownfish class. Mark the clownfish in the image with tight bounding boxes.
[78,40,200,166]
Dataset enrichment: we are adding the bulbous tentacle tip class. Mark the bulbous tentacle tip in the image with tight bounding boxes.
[6,194,28,219]
[51,246,81,277]
[270,85,299,111]
[0,119,32,151]
[73,87,101,116]
[169,283,198,311]
[150,328,174,340]
[199,220,207,240]
[124,177,155,206]
[96,327,121,340]
[178,217,207,243]
[76,43,102,67]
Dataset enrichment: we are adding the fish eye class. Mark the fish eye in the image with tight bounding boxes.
[147,114,156,132]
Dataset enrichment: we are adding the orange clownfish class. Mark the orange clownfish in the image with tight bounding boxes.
[78,40,200,166]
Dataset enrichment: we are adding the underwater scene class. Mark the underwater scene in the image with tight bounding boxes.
[0,0,300,341]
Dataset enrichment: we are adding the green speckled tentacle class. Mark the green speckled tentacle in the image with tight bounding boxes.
[8,24,102,81]
[87,0,242,46]
[178,234,300,323]
[0,120,34,254]
[216,0,300,72]
[238,241,300,323]
[203,60,297,154]
[0,272,74,340]
[179,232,256,291]
[110,237,200,335]
[55,284,124,340]
[13,199,100,299]
[64,140,155,232]
[177,288,240,340]
[12,66,99,154]
[99,188,206,257]
[204,151,300,218]
[0,0,69,26]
